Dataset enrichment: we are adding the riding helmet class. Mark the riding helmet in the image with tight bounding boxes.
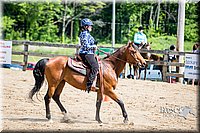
[81,18,93,27]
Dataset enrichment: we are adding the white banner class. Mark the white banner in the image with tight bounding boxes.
[184,54,200,79]
[0,40,12,64]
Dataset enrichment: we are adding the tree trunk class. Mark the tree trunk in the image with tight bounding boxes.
[149,5,153,21]
[156,0,161,30]
[153,5,158,29]
[70,21,74,43]
[167,3,170,35]
[62,2,67,43]
[140,10,142,25]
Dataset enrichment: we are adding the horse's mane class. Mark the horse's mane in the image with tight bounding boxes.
[102,43,140,60]
[102,45,128,60]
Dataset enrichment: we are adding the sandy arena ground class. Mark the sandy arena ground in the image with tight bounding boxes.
[0,68,199,132]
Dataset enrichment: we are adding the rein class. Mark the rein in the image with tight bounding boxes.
[97,48,138,64]
[97,48,127,63]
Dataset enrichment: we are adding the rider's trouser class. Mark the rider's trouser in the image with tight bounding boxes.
[79,54,99,84]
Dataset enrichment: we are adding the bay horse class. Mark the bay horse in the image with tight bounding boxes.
[148,54,164,80]
[129,43,164,80]
[137,53,164,80]
[128,42,151,79]
[29,42,146,123]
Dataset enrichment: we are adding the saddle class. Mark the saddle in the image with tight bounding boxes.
[68,56,88,75]
[68,56,104,93]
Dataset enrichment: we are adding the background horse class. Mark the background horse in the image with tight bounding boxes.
[137,51,164,80]
[129,43,164,81]
[29,42,146,123]
[148,54,164,80]
[128,42,151,79]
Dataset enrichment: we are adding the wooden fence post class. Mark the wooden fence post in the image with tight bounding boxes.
[162,49,169,82]
[76,46,79,55]
[23,44,29,71]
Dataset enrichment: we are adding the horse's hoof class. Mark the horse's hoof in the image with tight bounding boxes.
[98,120,102,124]
[95,117,102,123]
[123,118,128,123]
[62,112,68,120]
[46,114,51,120]
[99,122,103,126]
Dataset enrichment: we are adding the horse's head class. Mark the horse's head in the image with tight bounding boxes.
[140,42,151,59]
[126,41,146,67]
[144,42,151,50]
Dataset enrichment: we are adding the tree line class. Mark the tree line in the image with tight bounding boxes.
[2,0,199,44]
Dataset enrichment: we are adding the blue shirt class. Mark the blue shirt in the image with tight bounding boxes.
[79,30,97,54]
[134,32,147,45]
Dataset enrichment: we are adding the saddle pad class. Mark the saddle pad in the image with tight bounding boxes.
[68,58,87,75]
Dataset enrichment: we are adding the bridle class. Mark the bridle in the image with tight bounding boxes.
[97,47,140,64]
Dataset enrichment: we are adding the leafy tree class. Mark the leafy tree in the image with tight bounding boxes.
[58,0,106,43]
[3,2,61,42]
[2,1,198,45]
[184,3,198,42]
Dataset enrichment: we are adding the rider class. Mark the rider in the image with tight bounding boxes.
[169,44,176,61]
[78,18,99,93]
[133,26,147,48]
[127,26,148,79]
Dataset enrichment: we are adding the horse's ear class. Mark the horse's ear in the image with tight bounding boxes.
[127,41,133,47]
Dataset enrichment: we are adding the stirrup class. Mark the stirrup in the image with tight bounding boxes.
[86,83,98,93]
[90,86,97,92]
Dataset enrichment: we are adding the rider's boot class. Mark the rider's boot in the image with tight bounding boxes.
[86,82,92,93]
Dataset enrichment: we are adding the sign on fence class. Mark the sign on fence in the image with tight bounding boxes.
[0,40,12,64]
[184,54,200,79]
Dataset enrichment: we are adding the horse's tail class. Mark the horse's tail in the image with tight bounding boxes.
[29,58,49,100]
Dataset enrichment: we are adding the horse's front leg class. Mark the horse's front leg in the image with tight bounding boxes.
[95,91,103,123]
[129,64,132,76]
[105,90,128,123]
[133,66,138,80]
[116,99,128,123]
[138,68,141,79]
[144,65,147,80]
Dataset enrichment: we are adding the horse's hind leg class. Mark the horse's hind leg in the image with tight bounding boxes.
[44,87,56,120]
[52,80,68,120]
[44,79,60,120]
[95,91,103,123]
[105,90,128,123]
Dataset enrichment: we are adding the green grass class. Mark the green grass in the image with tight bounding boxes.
[148,36,194,51]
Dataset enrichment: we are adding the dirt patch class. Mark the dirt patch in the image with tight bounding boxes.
[0,68,198,132]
